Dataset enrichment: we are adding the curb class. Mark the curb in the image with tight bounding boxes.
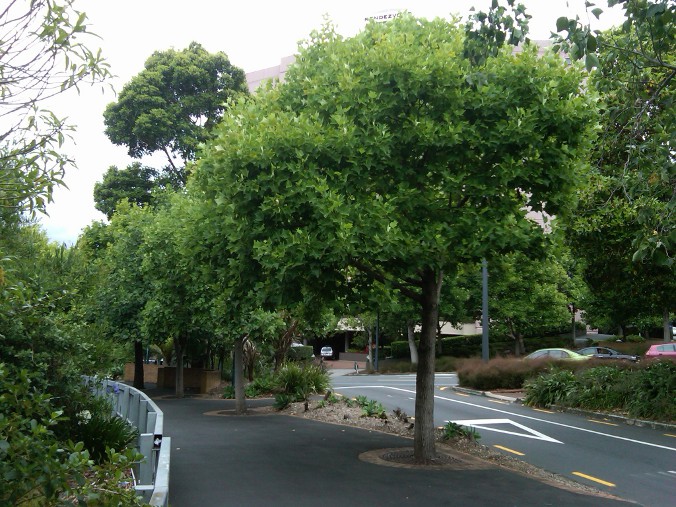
[451,386,522,403]
[550,405,676,432]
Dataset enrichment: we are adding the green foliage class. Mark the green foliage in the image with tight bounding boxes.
[390,341,410,359]
[625,361,676,421]
[0,365,144,506]
[273,362,330,402]
[0,0,111,217]
[273,393,294,410]
[222,385,235,399]
[441,421,480,441]
[523,369,578,407]
[93,163,159,219]
[286,345,314,362]
[104,41,248,181]
[70,409,138,465]
[244,372,275,398]
[359,399,387,419]
[524,361,675,421]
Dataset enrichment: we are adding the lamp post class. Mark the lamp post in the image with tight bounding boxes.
[482,259,489,362]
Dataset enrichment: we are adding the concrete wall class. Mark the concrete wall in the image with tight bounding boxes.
[156,367,221,394]
[124,363,159,384]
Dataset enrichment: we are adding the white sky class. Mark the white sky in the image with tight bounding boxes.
[38,0,625,244]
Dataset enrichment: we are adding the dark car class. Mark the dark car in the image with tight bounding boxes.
[576,346,638,362]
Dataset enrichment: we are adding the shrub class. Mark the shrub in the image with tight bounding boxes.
[567,365,632,411]
[286,345,314,362]
[245,372,275,398]
[222,385,235,399]
[457,357,550,391]
[390,341,410,359]
[441,421,480,441]
[273,362,330,402]
[273,393,294,410]
[72,410,138,464]
[625,361,676,421]
[523,369,578,407]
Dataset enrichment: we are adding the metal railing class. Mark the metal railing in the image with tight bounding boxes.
[83,377,170,506]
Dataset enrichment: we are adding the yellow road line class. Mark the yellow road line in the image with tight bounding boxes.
[572,472,616,487]
[439,386,449,391]
[455,392,470,397]
[587,419,618,427]
[664,433,676,438]
[493,445,524,456]
[488,399,507,404]
[532,408,554,414]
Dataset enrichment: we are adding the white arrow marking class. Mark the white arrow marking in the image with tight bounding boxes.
[448,418,562,443]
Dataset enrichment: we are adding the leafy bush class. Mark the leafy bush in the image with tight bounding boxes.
[286,345,314,362]
[523,369,578,407]
[0,365,145,506]
[273,362,329,402]
[360,399,387,419]
[390,341,410,359]
[441,421,480,441]
[245,372,275,398]
[625,361,676,421]
[274,393,294,410]
[222,385,235,399]
[523,361,675,422]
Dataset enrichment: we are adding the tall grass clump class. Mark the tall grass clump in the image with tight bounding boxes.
[625,361,676,421]
[273,362,330,403]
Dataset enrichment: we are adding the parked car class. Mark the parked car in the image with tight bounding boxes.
[644,343,676,359]
[524,348,591,361]
[576,346,638,362]
[320,346,335,359]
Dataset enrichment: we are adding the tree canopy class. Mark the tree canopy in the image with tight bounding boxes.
[103,41,248,184]
[194,15,596,461]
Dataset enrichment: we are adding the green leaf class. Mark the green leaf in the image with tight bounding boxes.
[585,53,600,71]
[591,8,603,19]
[556,17,570,32]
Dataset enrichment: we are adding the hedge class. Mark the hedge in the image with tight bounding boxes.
[286,345,314,361]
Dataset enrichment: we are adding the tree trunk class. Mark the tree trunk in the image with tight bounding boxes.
[664,308,671,343]
[174,335,186,398]
[133,339,145,390]
[514,333,526,356]
[234,336,246,414]
[407,321,419,366]
[413,269,442,463]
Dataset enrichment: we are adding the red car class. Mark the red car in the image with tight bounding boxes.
[644,343,676,359]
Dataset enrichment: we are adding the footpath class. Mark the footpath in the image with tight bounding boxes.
[148,371,637,507]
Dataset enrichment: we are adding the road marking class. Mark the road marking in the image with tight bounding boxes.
[665,434,676,438]
[455,392,470,397]
[379,386,676,452]
[448,418,562,443]
[587,419,618,427]
[488,399,508,405]
[439,386,450,391]
[532,408,554,414]
[572,472,616,487]
[494,445,524,456]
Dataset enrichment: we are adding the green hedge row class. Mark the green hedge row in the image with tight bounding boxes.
[524,360,675,422]
[286,346,314,361]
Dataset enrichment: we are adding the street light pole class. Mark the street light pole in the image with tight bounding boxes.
[482,258,489,362]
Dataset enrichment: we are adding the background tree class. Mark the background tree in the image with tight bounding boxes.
[553,0,675,268]
[103,41,248,185]
[93,163,158,219]
[0,0,110,217]
[194,15,596,462]
[487,250,578,355]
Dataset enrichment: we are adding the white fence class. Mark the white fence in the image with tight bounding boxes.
[84,377,170,506]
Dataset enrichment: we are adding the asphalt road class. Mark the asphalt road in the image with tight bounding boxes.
[330,371,676,507]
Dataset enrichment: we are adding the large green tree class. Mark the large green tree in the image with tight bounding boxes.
[103,42,248,185]
[556,1,675,338]
[194,15,596,461]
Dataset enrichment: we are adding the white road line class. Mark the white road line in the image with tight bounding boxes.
[378,386,676,452]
